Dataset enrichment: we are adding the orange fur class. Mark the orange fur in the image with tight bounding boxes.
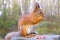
[18,3,44,37]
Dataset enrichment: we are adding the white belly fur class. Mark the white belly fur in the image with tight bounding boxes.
[27,26,33,34]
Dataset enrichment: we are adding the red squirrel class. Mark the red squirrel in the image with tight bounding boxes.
[18,2,44,37]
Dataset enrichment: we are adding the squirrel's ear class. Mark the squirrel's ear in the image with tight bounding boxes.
[33,2,40,13]
[34,2,40,9]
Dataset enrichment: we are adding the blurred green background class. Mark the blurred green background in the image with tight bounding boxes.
[0,0,60,40]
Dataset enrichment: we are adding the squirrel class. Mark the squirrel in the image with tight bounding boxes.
[18,2,44,37]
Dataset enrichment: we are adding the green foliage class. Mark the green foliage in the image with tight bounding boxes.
[12,0,20,20]
[0,0,20,37]
[0,8,17,37]
[37,16,60,34]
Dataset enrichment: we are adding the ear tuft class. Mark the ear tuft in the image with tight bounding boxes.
[34,2,40,9]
